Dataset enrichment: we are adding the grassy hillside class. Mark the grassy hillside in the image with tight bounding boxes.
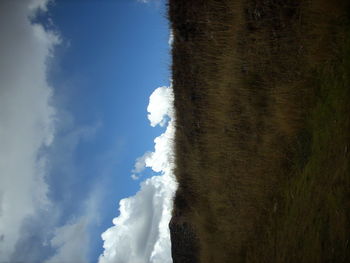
[169,0,350,262]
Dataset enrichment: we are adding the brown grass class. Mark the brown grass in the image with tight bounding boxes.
[169,0,350,262]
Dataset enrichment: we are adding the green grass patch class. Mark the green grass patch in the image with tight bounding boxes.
[270,24,350,262]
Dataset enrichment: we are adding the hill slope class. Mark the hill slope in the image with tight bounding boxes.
[169,0,350,262]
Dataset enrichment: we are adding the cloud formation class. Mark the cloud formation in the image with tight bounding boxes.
[0,0,59,260]
[131,152,152,180]
[147,86,174,127]
[168,30,174,46]
[45,217,89,263]
[99,86,177,263]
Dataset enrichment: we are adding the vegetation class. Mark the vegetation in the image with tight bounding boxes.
[169,0,350,262]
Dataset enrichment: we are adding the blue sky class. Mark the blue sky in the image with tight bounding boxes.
[0,0,175,262]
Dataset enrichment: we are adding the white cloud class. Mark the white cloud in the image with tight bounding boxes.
[0,0,59,260]
[45,217,89,263]
[145,120,175,174]
[147,86,174,127]
[131,152,152,180]
[99,86,177,263]
[168,30,174,46]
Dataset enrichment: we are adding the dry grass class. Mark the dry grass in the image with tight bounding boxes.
[169,0,350,262]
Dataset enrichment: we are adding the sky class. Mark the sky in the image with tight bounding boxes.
[0,0,176,262]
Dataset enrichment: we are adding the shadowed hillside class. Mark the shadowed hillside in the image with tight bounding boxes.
[169,0,350,262]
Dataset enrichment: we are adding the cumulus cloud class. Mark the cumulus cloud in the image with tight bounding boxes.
[0,0,59,260]
[147,86,174,127]
[99,86,177,263]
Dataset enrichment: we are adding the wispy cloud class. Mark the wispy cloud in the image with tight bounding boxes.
[0,0,59,260]
[137,0,163,6]
[99,86,177,263]
[45,217,89,263]
[10,176,103,263]
[131,152,151,180]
